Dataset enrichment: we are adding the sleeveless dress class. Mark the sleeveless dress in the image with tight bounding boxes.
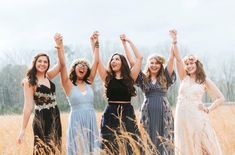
[175,76,223,155]
[67,84,99,155]
[33,80,62,154]
[100,78,141,155]
[136,68,176,155]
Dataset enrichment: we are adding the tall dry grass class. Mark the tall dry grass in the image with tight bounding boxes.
[0,105,234,155]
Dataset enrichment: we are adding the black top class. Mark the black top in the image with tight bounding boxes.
[106,78,131,101]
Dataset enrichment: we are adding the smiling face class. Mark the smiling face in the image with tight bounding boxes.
[185,60,197,75]
[183,55,198,76]
[110,54,122,73]
[75,63,88,80]
[35,56,49,74]
[148,58,162,75]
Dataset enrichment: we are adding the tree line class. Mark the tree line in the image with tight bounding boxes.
[0,42,234,114]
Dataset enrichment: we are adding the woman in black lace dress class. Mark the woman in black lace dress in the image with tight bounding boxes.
[17,50,62,154]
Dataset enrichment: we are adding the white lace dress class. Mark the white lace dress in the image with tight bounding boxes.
[175,76,223,155]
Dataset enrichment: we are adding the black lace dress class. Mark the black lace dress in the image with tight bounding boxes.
[33,80,62,155]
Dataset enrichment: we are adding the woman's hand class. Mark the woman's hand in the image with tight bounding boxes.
[198,103,209,113]
[169,29,177,44]
[90,31,99,48]
[17,129,25,144]
[120,34,131,44]
[54,33,63,48]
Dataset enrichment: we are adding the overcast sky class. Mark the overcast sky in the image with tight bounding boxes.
[0,0,234,58]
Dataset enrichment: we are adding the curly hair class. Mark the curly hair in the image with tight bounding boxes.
[183,55,206,84]
[143,54,167,88]
[105,53,136,97]
[69,59,91,85]
[26,53,50,87]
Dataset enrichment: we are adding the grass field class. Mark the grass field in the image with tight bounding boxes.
[0,104,234,155]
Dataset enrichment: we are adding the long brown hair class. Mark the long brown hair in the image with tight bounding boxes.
[105,53,136,96]
[144,54,167,88]
[26,53,50,87]
[69,59,91,85]
[183,54,206,84]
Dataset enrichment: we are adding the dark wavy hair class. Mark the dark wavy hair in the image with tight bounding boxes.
[69,59,91,85]
[26,53,50,87]
[105,53,136,97]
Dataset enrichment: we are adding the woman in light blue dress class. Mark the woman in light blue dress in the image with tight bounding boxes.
[54,32,100,154]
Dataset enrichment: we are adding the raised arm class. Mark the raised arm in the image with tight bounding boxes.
[47,37,61,80]
[17,80,34,144]
[124,37,143,81]
[167,31,175,76]
[54,33,72,96]
[120,34,135,68]
[205,78,225,113]
[97,35,108,82]
[169,29,186,80]
[88,31,100,84]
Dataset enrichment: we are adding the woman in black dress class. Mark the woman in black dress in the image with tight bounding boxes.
[17,46,62,154]
[98,34,143,155]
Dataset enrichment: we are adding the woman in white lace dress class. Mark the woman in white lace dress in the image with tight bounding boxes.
[170,29,225,155]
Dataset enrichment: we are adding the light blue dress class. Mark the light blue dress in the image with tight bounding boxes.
[66,84,99,155]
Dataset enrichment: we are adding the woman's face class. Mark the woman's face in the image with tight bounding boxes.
[184,60,197,75]
[110,55,122,72]
[35,56,49,73]
[148,58,162,75]
[75,63,88,80]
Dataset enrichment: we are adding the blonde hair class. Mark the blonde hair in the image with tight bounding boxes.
[144,54,167,88]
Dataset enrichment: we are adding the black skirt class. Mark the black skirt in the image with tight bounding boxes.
[100,103,141,155]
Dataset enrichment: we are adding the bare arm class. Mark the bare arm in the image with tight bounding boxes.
[88,31,100,84]
[17,79,34,144]
[120,34,135,68]
[205,78,225,112]
[97,56,107,82]
[169,29,186,80]
[127,39,143,81]
[167,41,174,76]
[54,33,72,96]
[46,39,61,80]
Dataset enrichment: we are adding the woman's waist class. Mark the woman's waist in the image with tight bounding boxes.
[70,103,94,110]
[34,101,57,111]
[177,95,201,102]
[108,100,131,105]
[145,91,167,97]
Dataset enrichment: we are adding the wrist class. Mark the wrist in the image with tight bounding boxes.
[172,40,177,44]
[94,41,99,48]
[55,45,63,49]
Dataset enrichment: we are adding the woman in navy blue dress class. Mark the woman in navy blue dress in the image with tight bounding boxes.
[121,33,176,155]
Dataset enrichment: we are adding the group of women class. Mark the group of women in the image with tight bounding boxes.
[17,30,224,155]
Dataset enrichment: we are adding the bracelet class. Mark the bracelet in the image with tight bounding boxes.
[55,46,61,49]
[94,41,99,48]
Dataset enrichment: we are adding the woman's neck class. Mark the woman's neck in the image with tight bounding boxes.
[115,72,122,79]
[189,74,196,80]
[36,72,46,80]
[76,79,85,85]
